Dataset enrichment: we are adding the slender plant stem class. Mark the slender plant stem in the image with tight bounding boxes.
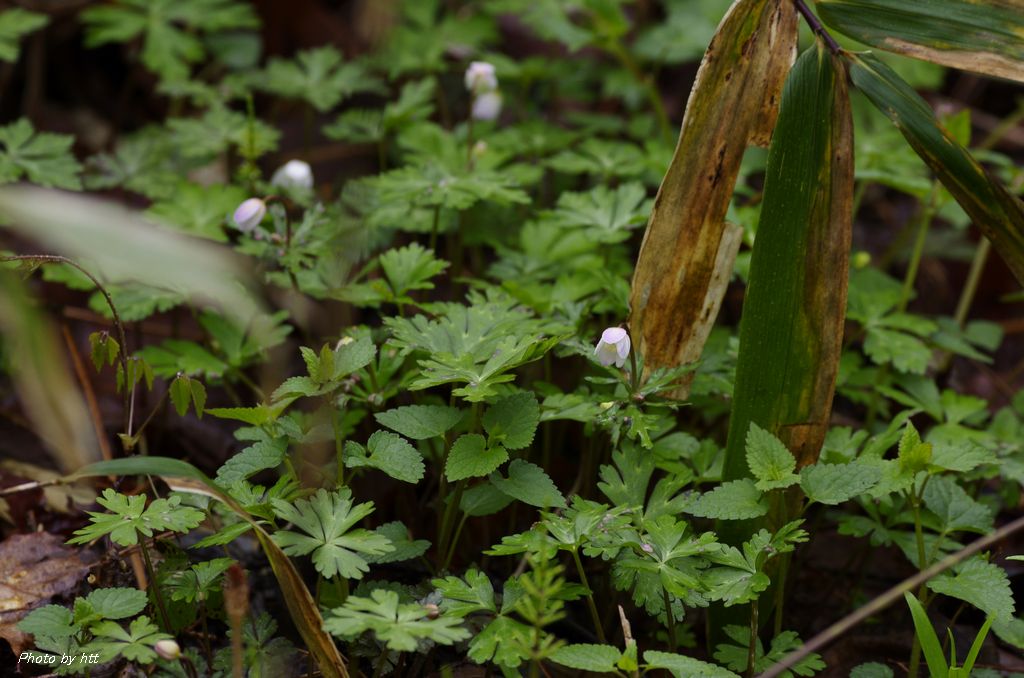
[758,510,1024,678]
[573,549,607,644]
[437,478,467,568]
[907,484,930,678]
[953,238,991,328]
[2,254,132,436]
[429,204,442,253]
[139,539,172,633]
[898,187,939,313]
[747,598,759,678]
[792,0,841,54]
[443,512,469,572]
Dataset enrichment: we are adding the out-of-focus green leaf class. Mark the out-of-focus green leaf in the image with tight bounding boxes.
[629,0,797,397]
[0,186,266,335]
[818,0,1024,83]
[725,44,854,477]
[0,9,48,62]
[847,52,1024,284]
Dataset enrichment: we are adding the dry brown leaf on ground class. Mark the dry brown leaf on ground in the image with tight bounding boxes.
[0,532,95,655]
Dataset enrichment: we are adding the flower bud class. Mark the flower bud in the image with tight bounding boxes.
[154,639,181,660]
[464,61,497,93]
[594,327,631,368]
[232,197,266,233]
[271,159,313,191]
[472,91,502,121]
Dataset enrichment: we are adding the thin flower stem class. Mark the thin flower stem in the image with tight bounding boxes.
[139,539,172,633]
[747,598,759,678]
[573,549,607,644]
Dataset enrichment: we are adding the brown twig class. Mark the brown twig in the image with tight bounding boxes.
[758,512,1024,677]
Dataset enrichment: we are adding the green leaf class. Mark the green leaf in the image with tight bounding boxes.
[445,433,508,482]
[745,423,799,491]
[799,461,882,505]
[86,615,172,664]
[81,0,258,82]
[547,183,650,244]
[551,644,623,673]
[643,650,740,678]
[685,479,768,520]
[170,373,206,417]
[432,569,498,617]
[84,587,148,620]
[0,9,48,62]
[904,592,948,678]
[17,605,76,639]
[344,430,425,484]
[460,482,515,517]
[489,459,566,508]
[724,44,854,480]
[365,522,429,564]
[88,331,120,372]
[261,47,382,111]
[216,437,287,485]
[482,391,540,450]
[374,404,462,440]
[145,181,247,241]
[323,589,470,652]
[0,118,82,190]
[68,488,205,546]
[922,475,993,534]
[847,52,1024,285]
[898,421,932,473]
[927,556,1015,622]
[818,0,1024,83]
[271,488,393,580]
[165,557,233,603]
[850,663,894,678]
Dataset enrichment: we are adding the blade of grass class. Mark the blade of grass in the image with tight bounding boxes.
[904,592,948,678]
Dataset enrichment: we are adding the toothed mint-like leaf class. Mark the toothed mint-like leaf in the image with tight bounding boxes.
[344,430,425,483]
[685,480,768,520]
[482,391,540,450]
[445,433,508,482]
[374,404,463,440]
[745,423,799,491]
[490,459,566,508]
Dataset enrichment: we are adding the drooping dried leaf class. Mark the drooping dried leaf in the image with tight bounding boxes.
[629,0,798,397]
[0,532,94,655]
[817,0,1024,84]
[725,43,854,477]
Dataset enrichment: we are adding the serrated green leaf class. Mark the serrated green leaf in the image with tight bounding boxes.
[365,522,429,564]
[445,433,508,482]
[84,588,148,620]
[685,479,768,520]
[344,431,424,484]
[800,461,882,505]
[17,605,77,638]
[551,644,623,673]
[216,438,287,485]
[643,650,740,677]
[482,391,540,450]
[490,459,566,508]
[922,475,993,534]
[432,569,497,617]
[928,556,1015,622]
[86,615,171,664]
[459,482,515,517]
[68,488,204,546]
[261,46,382,111]
[745,423,799,491]
[374,404,462,440]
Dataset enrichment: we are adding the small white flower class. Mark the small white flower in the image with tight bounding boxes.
[232,197,266,232]
[464,61,497,93]
[154,639,181,661]
[271,159,313,191]
[594,327,631,368]
[472,91,502,121]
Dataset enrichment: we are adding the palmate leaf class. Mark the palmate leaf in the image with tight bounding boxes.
[271,488,393,580]
[714,625,824,676]
[85,616,172,664]
[723,43,854,477]
[432,568,498,618]
[818,0,1024,84]
[0,118,82,190]
[847,52,1024,285]
[323,589,470,652]
[81,0,258,82]
[261,46,383,111]
[68,488,205,546]
[0,9,48,62]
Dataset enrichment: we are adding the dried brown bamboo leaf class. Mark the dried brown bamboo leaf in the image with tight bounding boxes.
[629,0,797,396]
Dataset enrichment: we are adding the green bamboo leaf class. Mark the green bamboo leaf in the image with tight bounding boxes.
[904,592,949,678]
[724,43,854,479]
[629,0,798,397]
[846,52,1024,285]
[817,0,1024,84]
